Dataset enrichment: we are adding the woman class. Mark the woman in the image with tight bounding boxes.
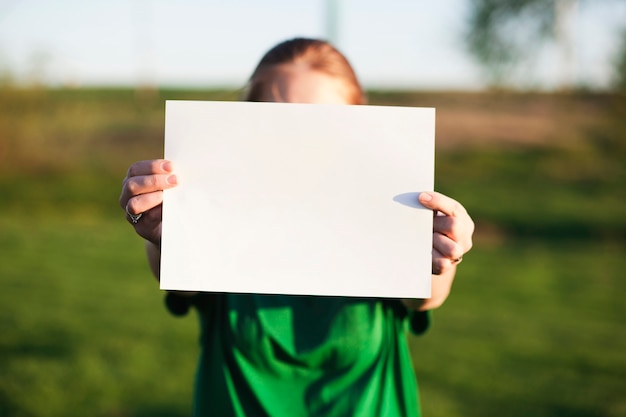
[120,38,474,416]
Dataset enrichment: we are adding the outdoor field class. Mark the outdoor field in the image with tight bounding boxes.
[1,87,624,417]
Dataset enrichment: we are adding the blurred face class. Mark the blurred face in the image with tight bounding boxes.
[257,64,351,105]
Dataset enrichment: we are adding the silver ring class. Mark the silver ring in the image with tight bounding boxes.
[126,203,143,224]
[451,256,463,265]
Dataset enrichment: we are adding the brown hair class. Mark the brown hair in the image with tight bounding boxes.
[243,38,365,105]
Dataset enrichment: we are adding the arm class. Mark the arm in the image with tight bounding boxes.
[146,240,162,281]
[402,191,474,312]
[145,239,198,298]
[402,266,456,311]
[120,160,200,299]
[119,159,177,282]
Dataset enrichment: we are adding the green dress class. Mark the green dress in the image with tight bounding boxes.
[166,293,429,417]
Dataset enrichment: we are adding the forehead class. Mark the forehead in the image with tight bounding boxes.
[258,64,351,105]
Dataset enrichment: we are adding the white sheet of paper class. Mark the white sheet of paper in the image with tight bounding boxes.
[160,100,435,298]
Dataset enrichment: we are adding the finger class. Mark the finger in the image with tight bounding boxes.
[130,205,163,245]
[418,191,468,218]
[432,247,461,276]
[433,215,455,237]
[433,232,465,262]
[129,204,162,225]
[436,215,474,253]
[432,248,446,275]
[119,159,175,209]
[136,204,163,232]
[126,191,164,215]
[126,159,173,179]
[422,192,474,253]
[119,173,177,208]
[434,215,471,239]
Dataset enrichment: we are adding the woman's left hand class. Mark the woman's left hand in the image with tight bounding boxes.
[402,191,474,311]
[418,191,474,276]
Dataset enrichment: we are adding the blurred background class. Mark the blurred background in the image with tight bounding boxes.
[1,1,625,416]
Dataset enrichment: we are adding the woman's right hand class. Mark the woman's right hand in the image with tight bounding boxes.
[119,159,178,247]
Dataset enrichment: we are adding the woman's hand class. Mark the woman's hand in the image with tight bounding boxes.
[419,191,474,276]
[119,159,178,247]
[403,191,474,311]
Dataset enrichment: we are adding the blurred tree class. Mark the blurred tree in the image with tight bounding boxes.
[465,0,578,88]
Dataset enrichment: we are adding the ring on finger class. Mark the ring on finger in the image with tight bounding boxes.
[451,256,463,265]
[126,202,143,224]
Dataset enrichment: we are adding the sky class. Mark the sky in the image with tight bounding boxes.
[0,0,625,90]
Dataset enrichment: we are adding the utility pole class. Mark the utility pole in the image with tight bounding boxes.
[554,0,578,89]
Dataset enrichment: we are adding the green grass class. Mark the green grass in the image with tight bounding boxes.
[1,87,624,416]
[436,146,626,240]
[0,209,187,413]
[0,210,200,417]
[2,207,623,416]
[414,240,626,417]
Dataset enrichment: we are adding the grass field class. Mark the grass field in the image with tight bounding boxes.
[1,87,625,416]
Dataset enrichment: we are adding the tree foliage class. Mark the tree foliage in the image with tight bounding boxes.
[466,0,556,85]
[466,0,626,90]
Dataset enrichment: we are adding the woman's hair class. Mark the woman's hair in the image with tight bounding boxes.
[243,38,365,105]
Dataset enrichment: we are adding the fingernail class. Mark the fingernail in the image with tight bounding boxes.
[419,192,433,202]
[166,174,178,185]
[162,161,173,172]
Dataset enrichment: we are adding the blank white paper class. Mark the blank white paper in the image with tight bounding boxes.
[160,101,435,298]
